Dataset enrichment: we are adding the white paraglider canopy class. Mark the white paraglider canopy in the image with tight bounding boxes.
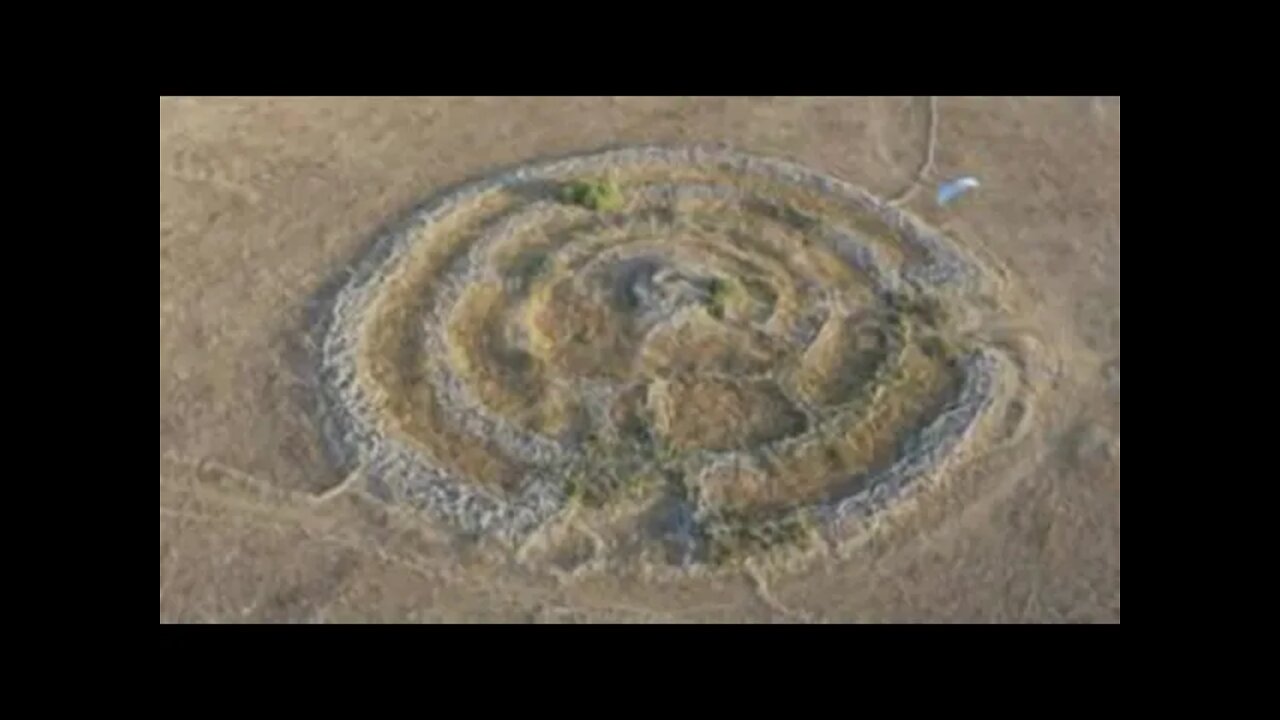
[936,176,980,206]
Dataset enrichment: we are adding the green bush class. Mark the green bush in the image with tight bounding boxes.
[706,276,739,320]
[560,178,624,212]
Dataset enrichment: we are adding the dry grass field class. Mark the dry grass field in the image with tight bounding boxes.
[159,97,1119,622]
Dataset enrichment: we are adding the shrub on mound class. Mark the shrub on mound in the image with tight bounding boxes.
[560,177,624,211]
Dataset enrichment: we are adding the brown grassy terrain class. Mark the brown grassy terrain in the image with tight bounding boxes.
[160,97,1119,622]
